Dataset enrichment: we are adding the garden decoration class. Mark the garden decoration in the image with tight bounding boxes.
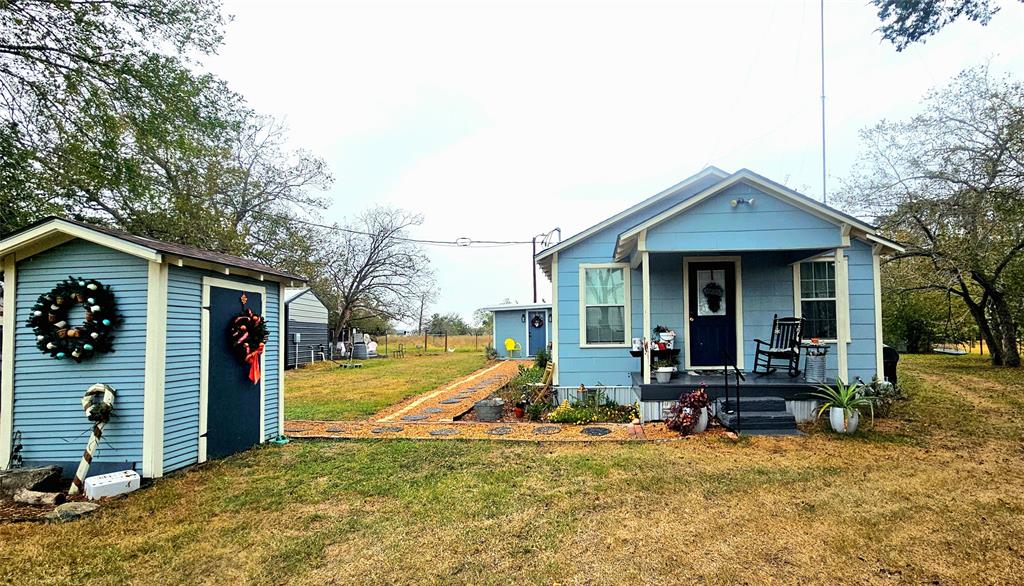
[28,276,121,362]
[68,383,116,496]
[228,294,268,384]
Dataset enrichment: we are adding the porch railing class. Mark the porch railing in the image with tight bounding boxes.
[722,350,745,435]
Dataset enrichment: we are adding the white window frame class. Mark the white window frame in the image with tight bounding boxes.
[793,259,839,343]
[578,263,632,348]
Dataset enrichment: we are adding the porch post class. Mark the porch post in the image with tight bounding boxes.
[641,238,651,385]
[834,247,850,382]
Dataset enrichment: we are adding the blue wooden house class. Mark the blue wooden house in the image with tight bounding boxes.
[0,218,303,478]
[480,303,551,358]
[534,167,903,426]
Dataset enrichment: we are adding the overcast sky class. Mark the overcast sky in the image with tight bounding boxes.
[204,0,1024,326]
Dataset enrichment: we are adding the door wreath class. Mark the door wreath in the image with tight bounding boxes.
[228,294,268,384]
[702,280,725,313]
[531,315,545,328]
[28,277,121,362]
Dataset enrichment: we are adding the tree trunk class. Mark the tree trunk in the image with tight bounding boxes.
[965,299,1004,366]
[989,294,1021,367]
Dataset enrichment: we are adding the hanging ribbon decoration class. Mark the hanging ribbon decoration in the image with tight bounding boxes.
[69,383,116,496]
[229,294,268,384]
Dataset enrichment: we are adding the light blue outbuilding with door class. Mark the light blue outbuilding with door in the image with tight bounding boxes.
[0,217,303,478]
[480,303,551,358]
[533,167,903,425]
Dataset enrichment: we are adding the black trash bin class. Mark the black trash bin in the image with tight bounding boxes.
[883,345,899,385]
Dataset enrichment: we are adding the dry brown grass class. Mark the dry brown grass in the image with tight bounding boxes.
[2,354,1023,585]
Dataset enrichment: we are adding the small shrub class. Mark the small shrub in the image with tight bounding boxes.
[534,347,550,369]
[861,376,907,418]
[484,345,499,360]
[526,402,545,421]
[546,386,637,424]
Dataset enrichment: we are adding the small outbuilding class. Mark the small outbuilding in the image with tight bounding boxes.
[481,303,551,359]
[0,217,304,478]
[284,287,331,368]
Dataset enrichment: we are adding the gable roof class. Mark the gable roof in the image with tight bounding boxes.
[0,216,306,283]
[478,302,551,313]
[611,168,903,261]
[533,166,729,278]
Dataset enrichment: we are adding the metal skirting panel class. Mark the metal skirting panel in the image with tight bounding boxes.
[640,400,673,422]
[786,399,820,423]
[555,385,638,407]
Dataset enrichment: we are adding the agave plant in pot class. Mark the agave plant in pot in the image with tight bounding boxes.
[810,379,875,433]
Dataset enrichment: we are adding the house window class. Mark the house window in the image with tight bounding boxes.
[580,264,630,346]
[799,261,837,339]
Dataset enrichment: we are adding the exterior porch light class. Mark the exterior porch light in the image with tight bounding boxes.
[730,197,755,207]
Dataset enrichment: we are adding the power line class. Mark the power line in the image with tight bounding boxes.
[282,214,534,248]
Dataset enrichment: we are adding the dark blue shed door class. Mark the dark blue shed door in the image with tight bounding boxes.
[206,285,262,460]
[687,262,737,367]
[527,311,547,357]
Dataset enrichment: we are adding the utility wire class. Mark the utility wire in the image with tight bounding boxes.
[281,213,534,248]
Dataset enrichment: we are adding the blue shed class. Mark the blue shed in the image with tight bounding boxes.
[284,287,331,368]
[0,218,304,478]
[480,303,551,358]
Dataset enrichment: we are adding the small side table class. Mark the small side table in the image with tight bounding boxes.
[802,343,829,383]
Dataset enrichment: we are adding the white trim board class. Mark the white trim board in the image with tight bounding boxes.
[0,255,16,469]
[578,262,633,349]
[198,276,266,464]
[681,256,745,370]
[551,252,560,385]
[872,245,885,380]
[277,282,285,439]
[141,260,169,478]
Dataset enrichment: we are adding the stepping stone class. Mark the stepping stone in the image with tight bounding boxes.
[533,425,561,436]
[440,399,462,404]
[325,427,345,433]
[429,428,459,436]
[371,426,404,434]
[401,415,427,421]
[581,426,611,437]
[486,426,513,436]
[422,407,443,414]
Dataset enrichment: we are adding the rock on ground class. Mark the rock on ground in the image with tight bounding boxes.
[45,501,100,522]
[0,466,62,498]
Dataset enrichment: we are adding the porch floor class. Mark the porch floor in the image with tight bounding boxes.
[633,370,821,402]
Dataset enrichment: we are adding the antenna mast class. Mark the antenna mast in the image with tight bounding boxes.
[820,0,827,205]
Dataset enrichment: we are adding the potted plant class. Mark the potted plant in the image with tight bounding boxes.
[682,385,710,433]
[810,379,875,433]
[513,398,527,419]
[653,325,676,348]
[653,357,676,383]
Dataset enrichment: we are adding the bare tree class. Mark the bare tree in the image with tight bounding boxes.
[841,66,1024,366]
[315,207,434,340]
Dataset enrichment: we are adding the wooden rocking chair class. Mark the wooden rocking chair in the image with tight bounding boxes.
[752,314,805,377]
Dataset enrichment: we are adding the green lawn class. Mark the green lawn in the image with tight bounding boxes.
[283,352,488,420]
[2,354,1023,584]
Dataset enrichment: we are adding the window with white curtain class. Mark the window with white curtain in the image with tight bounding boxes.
[799,260,837,339]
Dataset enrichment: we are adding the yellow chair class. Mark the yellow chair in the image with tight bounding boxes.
[503,338,522,358]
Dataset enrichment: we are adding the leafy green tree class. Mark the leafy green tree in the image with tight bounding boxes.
[842,66,1024,366]
[872,0,1022,51]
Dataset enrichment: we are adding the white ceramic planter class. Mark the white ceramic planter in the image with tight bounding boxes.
[829,407,860,433]
[658,332,676,342]
[655,368,673,383]
[692,406,708,433]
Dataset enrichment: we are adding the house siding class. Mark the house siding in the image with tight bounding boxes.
[13,239,148,473]
[162,266,282,474]
[645,184,843,252]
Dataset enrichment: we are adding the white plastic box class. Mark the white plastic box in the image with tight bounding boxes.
[84,470,141,500]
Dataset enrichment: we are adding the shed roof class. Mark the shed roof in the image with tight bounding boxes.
[0,217,306,283]
[478,303,551,312]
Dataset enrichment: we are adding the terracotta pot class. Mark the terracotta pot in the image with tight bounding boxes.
[513,407,525,418]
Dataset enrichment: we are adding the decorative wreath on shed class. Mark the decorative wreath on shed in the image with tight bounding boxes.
[531,315,545,328]
[28,276,121,362]
[228,294,268,384]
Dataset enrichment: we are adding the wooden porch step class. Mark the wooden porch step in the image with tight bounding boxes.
[714,397,802,436]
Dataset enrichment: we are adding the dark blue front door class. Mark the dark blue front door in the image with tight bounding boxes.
[527,311,546,356]
[688,262,736,367]
[206,285,262,460]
